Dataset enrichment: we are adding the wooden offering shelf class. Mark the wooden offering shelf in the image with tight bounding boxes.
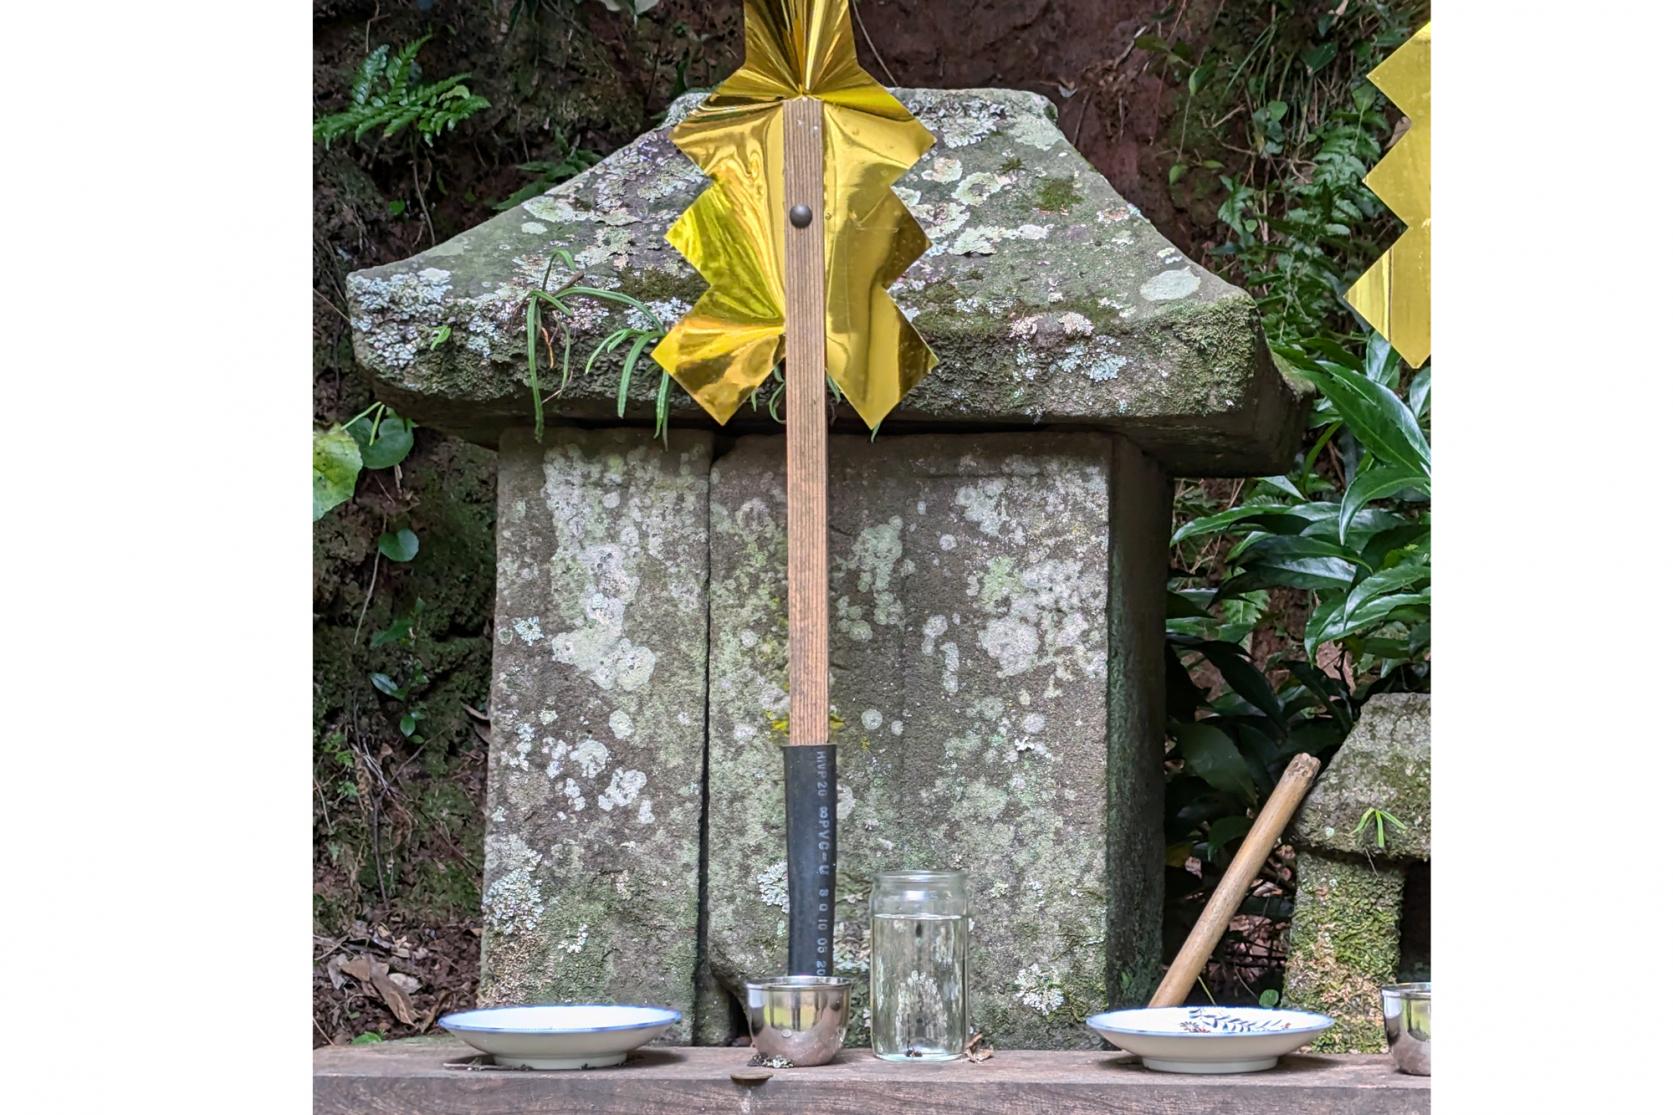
[314,1038,1430,1114]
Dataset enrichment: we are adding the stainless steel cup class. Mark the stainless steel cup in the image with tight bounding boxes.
[1381,982,1431,1076]
[745,975,853,1066]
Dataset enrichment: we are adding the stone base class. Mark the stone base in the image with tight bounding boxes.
[1283,851,1405,1053]
[475,427,1170,1049]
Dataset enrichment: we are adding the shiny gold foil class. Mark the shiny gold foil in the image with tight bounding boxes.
[650,0,936,428]
[1347,22,1430,366]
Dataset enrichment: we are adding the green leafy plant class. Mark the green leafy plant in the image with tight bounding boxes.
[1163,333,1429,992]
[322,730,359,801]
[1352,806,1407,850]
[1164,2,1425,352]
[1211,85,1390,350]
[1276,344,1431,662]
[523,249,668,441]
[314,37,489,149]
[1169,335,1430,693]
[312,404,416,521]
[314,37,491,243]
[378,528,421,564]
[370,599,427,650]
[313,427,363,522]
[370,668,430,741]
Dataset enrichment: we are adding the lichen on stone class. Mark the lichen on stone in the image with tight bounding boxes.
[1139,268,1202,302]
[1014,962,1068,1016]
[478,429,712,1040]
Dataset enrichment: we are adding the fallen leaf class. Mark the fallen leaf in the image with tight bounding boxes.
[338,955,374,983]
[419,990,451,1033]
[370,965,418,1025]
[334,952,418,1025]
[388,972,422,994]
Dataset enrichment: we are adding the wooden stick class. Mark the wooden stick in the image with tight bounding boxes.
[783,95,828,750]
[781,95,835,977]
[1149,753,1322,1007]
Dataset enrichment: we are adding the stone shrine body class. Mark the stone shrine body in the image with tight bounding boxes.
[349,88,1304,1048]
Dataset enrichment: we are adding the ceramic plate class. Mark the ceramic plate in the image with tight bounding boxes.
[439,1004,681,1070]
[1085,1006,1334,1074]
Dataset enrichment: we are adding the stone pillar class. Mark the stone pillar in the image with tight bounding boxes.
[1105,439,1170,1004]
[705,432,1163,1048]
[479,428,712,1041]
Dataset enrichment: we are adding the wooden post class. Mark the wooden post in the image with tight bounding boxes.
[781,95,835,977]
[1149,753,1322,1007]
[784,98,828,746]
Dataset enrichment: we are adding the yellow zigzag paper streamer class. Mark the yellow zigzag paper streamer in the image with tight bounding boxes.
[650,0,936,429]
[1346,21,1430,366]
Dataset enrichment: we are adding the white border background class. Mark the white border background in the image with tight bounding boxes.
[2,2,1667,1111]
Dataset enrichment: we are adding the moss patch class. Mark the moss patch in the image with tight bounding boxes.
[1034,175,1082,212]
[1283,850,1404,1053]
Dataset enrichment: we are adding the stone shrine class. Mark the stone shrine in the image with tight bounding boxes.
[348,87,1304,1047]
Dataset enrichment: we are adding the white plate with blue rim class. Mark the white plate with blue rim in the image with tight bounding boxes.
[1085,1006,1334,1073]
[439,1004,682,1069]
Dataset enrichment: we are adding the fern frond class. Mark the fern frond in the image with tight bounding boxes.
[350,45,389,107]
[313,37,486,151]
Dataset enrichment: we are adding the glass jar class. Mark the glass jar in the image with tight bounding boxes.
[868,870,968,1061]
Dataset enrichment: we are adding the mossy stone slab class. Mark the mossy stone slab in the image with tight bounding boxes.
[1283,850,1404,1054]
[347,89,1303,476]
[1292,693,1431,862]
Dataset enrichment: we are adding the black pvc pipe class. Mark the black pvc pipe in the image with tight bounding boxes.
[783,743,836,975]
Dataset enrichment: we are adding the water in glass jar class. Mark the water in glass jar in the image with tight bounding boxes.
[869,912,968,1061]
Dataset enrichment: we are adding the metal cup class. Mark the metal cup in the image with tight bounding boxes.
[1381,982,1431,1076]
[745,975,853,1066]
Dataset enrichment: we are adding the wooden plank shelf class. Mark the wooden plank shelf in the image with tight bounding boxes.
[315,1038,1430,1114]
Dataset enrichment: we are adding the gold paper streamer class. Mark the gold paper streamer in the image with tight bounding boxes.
[650,0,936,429]
[1347,21,1430,366]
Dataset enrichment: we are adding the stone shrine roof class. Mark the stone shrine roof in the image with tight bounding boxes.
[348,88,1304,475]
